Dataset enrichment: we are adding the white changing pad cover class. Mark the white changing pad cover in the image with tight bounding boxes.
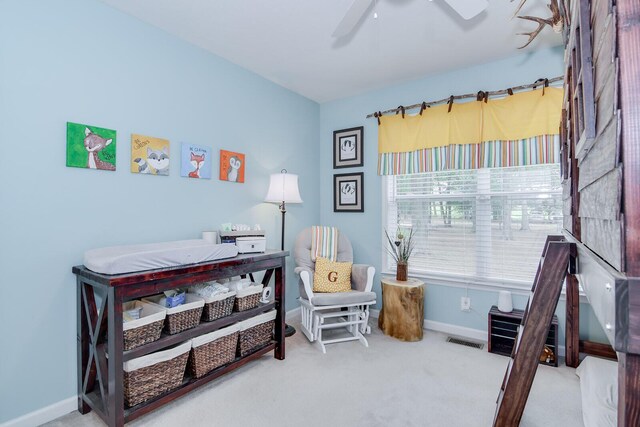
[576,356,618,427]
[84,240,239,275]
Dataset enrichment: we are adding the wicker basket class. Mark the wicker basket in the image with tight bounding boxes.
[188,324,240,378]
[143,294,205,335]
[234,285,263,312]
[201,292,236,322]
[123,340,191,407]
[237,310,276,357]
[122,301,166,351]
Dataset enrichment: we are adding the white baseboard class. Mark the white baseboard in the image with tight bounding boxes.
[1,396,76,427]
[423,319,487,342]
[286,306,301,318]
[370,309,566,357]
[3,306,303,427]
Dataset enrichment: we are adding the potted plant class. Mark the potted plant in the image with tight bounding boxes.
[384,227,415,281]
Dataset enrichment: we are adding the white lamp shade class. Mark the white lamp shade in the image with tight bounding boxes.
[264,172,303,204]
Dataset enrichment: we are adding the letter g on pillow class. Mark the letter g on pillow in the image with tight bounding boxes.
[313,257,352,293]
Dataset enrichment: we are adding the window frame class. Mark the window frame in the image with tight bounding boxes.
[380,166,565,292]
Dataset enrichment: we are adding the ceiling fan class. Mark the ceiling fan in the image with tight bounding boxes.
[332,0,489,38]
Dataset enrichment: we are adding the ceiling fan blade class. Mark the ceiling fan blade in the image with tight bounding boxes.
[442,0,488,20]
[332,0,375,38]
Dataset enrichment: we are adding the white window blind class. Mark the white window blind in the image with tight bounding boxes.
[385,164,563,287]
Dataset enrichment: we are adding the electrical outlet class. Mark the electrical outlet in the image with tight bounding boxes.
[461,296,471,311]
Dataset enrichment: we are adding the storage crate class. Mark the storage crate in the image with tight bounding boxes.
[188,324,240,378]
[237,310,276,357]
[143,294,205,334]
[233,285,263,312]
[200,291,236,322]
[123,340,191,407]
[122,301,166,351]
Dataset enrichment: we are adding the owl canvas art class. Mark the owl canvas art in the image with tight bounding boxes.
[219,149,245,183]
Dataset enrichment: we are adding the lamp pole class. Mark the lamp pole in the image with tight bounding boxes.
[279,201,297,337]
[264,169,301,338]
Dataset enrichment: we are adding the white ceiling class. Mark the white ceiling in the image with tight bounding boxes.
[99,0,562,103]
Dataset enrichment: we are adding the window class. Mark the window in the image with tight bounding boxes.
[384,164,563,288]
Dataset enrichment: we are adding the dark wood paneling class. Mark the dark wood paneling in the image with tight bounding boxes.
[619,354,640,425]
[565,274,580,367]
[579,340,618,359]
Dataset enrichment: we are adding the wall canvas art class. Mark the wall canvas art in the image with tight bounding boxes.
[181,143,212,179]
[333,126,363,168]
[334,172,364,212]
[130,134,170,176]
[66,122,116,171]
[219,149,245,183]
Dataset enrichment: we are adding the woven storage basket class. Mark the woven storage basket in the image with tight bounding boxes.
[237,310,276,357]
[143,294,205,335]
[188,324,240,378]
[122,301,166,351]
[123,340,191,407]
[234,285,263,312]
[200,291,236,322]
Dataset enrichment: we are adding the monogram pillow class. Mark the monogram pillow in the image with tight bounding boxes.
[313,257,352,293]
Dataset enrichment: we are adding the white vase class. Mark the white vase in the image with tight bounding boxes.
[498,291,513,313]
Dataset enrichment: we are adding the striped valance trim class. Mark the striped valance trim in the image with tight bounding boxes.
[378,134,560,175]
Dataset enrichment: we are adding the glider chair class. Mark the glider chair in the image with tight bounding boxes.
[293,227,376,353]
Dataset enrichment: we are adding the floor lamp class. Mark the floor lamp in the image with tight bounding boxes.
[264,169,302,337]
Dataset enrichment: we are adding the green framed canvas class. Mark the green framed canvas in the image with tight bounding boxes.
[66,122,116,171]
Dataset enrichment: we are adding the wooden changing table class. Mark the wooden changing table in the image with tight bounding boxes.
[73,250,287,427]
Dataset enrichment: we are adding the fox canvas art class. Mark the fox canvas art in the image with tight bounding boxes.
[131,134,170,176]
[66,122,116,171]
[181,143,212,179]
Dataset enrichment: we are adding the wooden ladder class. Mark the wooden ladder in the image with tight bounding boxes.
[493,235,576,427]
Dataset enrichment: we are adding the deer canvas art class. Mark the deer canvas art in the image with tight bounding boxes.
[66,122,116,171]
[181,143,212,179]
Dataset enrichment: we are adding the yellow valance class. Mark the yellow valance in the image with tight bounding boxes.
[378,87,563,154]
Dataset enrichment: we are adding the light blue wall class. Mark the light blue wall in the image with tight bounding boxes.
[319,46,609,345]
[0,0,319,422]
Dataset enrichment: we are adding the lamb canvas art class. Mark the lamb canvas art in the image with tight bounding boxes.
[219,149,245,183]
[181,143,212,179]
[131,134,170,176]
[66,122,116,171]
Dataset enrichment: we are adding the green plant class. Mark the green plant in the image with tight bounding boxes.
[384,227,415,264]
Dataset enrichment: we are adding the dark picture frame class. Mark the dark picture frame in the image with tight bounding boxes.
[333,126,363,168]
[334,172,364,212]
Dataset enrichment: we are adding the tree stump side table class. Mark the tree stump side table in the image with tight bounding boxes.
[378,277,425,341]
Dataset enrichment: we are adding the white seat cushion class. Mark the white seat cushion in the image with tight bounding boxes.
[309,290,376,306]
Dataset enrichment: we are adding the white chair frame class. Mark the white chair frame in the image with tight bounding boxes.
[296,267,375,353]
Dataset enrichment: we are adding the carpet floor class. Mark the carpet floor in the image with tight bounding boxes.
[45,315,583,427]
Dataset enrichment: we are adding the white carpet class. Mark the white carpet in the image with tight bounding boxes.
[44,315,583,427]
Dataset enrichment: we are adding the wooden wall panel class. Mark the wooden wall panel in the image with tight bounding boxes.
[578,118,619,190]
[594,64,617,135]
[579,167,621,220]
[582,217,622,270]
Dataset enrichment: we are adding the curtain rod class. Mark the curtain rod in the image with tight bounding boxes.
[366,76,564,119]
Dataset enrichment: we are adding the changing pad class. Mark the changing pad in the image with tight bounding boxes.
[84,239,239,275]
